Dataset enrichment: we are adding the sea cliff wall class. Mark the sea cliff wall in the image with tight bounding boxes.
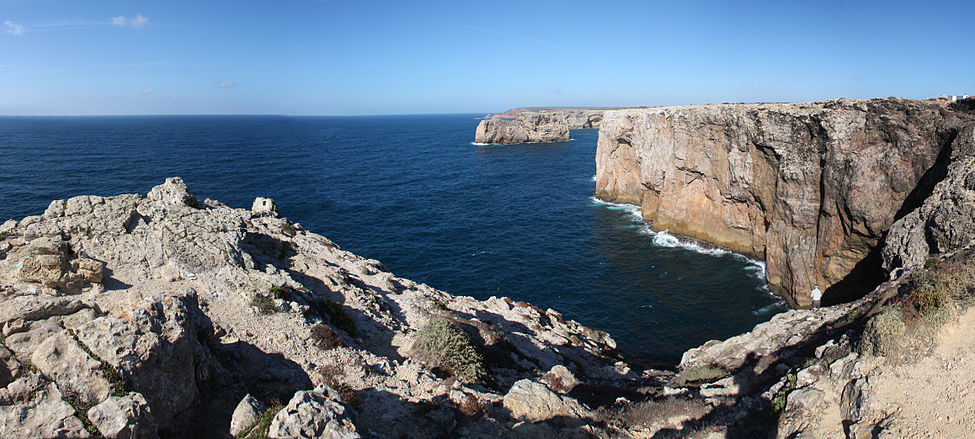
[595,98,975,306]
[474,112,570,144]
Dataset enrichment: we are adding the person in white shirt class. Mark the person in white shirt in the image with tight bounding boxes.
[811,285,822,308]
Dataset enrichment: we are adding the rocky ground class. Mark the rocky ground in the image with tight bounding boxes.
[0,178,642,438]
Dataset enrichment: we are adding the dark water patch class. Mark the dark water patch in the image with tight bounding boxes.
[0,115,784,367]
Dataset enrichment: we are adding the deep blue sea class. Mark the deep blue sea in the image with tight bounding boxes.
[0,115,784,368]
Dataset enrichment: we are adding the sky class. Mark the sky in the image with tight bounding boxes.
[0,0,973,115]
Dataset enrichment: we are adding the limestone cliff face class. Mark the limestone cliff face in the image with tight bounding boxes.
[474,112,569,144]
[595,98,974,306]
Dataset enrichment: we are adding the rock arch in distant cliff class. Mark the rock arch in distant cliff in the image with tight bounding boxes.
[595,98,975,306]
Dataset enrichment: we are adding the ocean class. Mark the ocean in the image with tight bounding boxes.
[0,114,784,368]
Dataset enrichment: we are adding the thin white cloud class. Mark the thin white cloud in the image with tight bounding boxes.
[215,81,235,88]
[143,88,154,94]
[131,13,148,28]
[110,14,149,29]
[3,20,24,35]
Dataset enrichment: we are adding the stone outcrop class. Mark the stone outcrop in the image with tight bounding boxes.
[883,125,975,271]
[489,108,609,129]
[475,112,570,144]
[595,98,975,306]
[0,178,628,438]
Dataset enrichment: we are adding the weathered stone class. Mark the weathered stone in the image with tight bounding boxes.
[0,382,90,438]
[883,126,975,270]
[77,293,212,429]
[87,392,158,439]
[30,331,113,406]
[230,394,265,437]
[502,379,591,423]
[18,254,67,287]
[252,197,279,217]
[541,365,581,394]
[267,384,360,439]
[595,98,975,305]
[70,258,104,283]
[145,177,196,207]
[0,295,87,328]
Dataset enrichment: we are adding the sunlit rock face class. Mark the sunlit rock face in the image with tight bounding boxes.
[596,98,975,306]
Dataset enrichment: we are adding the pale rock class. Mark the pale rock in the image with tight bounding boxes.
[30,331,113,406]
[475,113,570,144]
[267,384,360,439]
[87,392,158,439]
[0,382,90,438]
[502,379,591,423]
[541,365,581,394]
[252,197,279,217]
[230,394,266,436]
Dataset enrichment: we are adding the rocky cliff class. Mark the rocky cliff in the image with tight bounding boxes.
[0,178,632,438]
[487,108,608,130]
[595,98,975,306]
[475,112,570,144]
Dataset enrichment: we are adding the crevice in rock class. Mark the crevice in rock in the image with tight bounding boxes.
[892,129,957,222]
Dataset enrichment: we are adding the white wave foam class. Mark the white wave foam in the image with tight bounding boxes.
[751,302,784,316]
[591,175,597,182]
[589,196,642,221]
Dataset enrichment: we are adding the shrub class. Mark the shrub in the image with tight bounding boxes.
[412,317,490,385]
[310,324,342,349]
[250,294,279,315]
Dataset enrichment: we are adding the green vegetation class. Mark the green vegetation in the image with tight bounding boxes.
[359,266,371,276]
[238,404,285,439]
[269,285,290,300]
[250,294,279,315]
[412,317,490,385]
[771,373,798,413]
[673,365,726,386]
[0,230,9,240]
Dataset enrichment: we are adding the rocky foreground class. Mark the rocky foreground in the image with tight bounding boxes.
[0,178,634,438]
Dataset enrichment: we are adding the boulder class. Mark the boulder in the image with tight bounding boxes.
[30,331,113,406]
[541,365,581,394]
[0,382,90,438]
[87,392,158,439]
[502,379,591,423]
[76,293,213,429]
[230,394,265,437]
[18,254,67,287]
[267,384,360,439]
[252,197,279,217]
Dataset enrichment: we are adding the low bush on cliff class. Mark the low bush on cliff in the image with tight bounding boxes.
[860,262,975,361]
[250,294,279,315]
[310,324,342,349]
[411,317,490,385]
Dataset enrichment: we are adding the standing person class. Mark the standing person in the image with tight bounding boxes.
[811,285,822,308]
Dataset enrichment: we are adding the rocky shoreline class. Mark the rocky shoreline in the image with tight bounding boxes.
[474,108,609,144]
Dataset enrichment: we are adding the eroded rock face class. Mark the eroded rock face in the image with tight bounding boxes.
[268,384,360,439]
[475,112,570,144]
[595,98,975,305]
[883,125,975,271]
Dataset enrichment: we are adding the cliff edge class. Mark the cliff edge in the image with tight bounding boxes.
[595,98,975,306]
[475,112,570,144]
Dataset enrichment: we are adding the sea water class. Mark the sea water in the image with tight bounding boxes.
[0,115,784,368]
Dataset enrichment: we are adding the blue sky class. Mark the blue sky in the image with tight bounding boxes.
[1,0,972,115]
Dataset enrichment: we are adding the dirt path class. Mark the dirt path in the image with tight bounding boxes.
[869,307,975,439]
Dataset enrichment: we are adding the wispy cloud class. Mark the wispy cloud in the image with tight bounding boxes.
[215,81,235,88]
[3,20,23,35]
[5,14,151,35]
[143,88,154,95]
[39,61,166,73]
[111,13,149,29]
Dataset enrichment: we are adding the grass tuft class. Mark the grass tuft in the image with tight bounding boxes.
[250,294,279,315]
[239,404,285,439]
